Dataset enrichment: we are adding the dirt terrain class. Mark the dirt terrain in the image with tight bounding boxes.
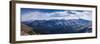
[21,24,37,35]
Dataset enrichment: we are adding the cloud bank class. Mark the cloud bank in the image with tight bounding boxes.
[21,10,92,21]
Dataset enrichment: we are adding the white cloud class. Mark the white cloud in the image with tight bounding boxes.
[21,11,51,21]
[21,10,92,21]
[74,11,92,20]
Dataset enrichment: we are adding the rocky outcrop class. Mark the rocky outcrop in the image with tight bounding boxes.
[21,24,37,35]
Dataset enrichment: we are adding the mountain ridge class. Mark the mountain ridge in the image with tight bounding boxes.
[21,19,92,34]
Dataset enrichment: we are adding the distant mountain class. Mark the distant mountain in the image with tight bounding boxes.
[22,19,92,34]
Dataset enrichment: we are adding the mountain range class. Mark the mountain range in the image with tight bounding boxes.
[22,19,92,34]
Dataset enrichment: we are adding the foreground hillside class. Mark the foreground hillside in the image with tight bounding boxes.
[21,24,38,35]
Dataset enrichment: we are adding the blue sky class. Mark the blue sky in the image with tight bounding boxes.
[21,8,92,21]
[21,8,65,15]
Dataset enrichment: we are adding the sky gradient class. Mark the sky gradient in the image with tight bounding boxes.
[21,8,92,21]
